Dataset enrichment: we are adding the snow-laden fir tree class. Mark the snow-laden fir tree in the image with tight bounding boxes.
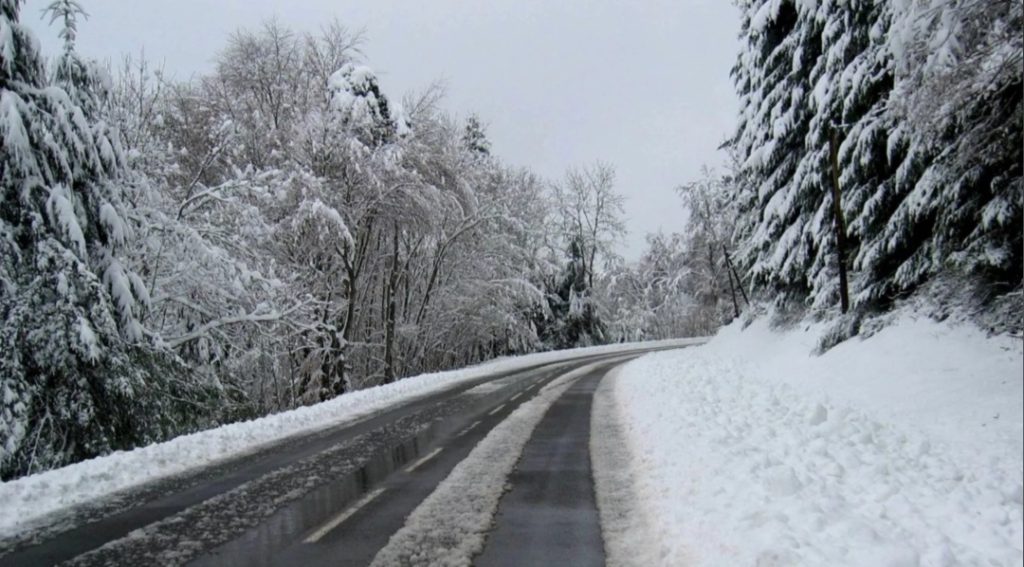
[730,0,825,303]
[731,0,1021,316]
[869,0,1022,300]
[732,0,895,309]
[539,237,606,349]
[462,114,491,156]
[328,63,397,148]
[0,0,179,478]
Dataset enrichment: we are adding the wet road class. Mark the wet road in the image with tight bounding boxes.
[0,346,684,566]
[476,367,606,566]
[189,371,561,567]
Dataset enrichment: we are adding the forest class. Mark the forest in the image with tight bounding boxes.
[1,0,1020,479]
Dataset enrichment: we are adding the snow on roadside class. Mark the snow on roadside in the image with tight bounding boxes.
[369,359,621,566]
[612,314,1023,566]
[591,364,667,567]
[0,338,699,539]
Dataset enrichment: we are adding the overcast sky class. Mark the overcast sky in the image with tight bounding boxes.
[24,0,739,260]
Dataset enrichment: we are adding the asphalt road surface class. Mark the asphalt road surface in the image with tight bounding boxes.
[0,345,681,566]
[476,366,607,567]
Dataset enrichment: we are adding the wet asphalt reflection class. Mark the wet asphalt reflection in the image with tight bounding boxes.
[189,373,556,567]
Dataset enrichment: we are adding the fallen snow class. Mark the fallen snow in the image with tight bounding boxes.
[591,364,665,567]
[610,313,1023,566]
[369,359,618,566]
[0,338,698,539]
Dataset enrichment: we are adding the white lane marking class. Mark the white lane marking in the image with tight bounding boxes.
[510,392,522,402]
[457,421,482,437]
[304,488,386,543]
[404,447,444,473]
[488,404,507,416]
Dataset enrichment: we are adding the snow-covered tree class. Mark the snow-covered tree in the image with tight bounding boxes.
[597,166,742,342]
[731,0,1021,318]
[462,113,491,156]
[539,236,606,348]
[676,167,742,326]
[874,0,1022,297]
[598,232,699,341]
[552,162,626,290]
[328,63,398,149]
[0,0,184,478]
[525,162,628,349]
[731,0,823,303]
[107,54,299,417]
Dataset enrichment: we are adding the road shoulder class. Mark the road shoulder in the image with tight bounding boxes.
[591,364,673,567]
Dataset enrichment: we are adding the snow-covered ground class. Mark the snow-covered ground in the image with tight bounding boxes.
[0,338,698,539]
[603,314,1023,566]
[592,365,663,567]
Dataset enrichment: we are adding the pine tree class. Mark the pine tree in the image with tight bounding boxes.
[0,0,173,478]
[328,63,396,148]
[798,0,896,310]
[462,114,491,156]
[866,0,1023,301]
[539,237,606,349]
[730,0,824,303]
[731,0,1021,316]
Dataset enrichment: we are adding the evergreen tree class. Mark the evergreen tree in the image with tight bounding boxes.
[462,114,491,156]
[0,0,176,478]
[328,63,396,148]
[730,0,823,303]
[731,0,1021,315]
[869,0,1023,301]
[538,237,606,349]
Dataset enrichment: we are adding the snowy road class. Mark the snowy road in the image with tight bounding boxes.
[476,365,607,566]
[0,346,686,566]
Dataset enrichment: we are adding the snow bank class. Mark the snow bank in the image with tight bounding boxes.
[591,365,665,567]
[611,314,1022,566]
[0,338,699,539]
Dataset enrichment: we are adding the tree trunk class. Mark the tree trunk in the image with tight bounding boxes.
[318,295,334,401]
[722,246,749,306]
[829,128,851,314]
[383,224,400,384]
[706,242,722,310]
[336,273,357,395]
[725,260,740,318]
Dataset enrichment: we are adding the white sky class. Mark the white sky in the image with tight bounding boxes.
[23,0,739,260]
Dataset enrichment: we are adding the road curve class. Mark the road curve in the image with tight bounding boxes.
[0,344,688,566]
